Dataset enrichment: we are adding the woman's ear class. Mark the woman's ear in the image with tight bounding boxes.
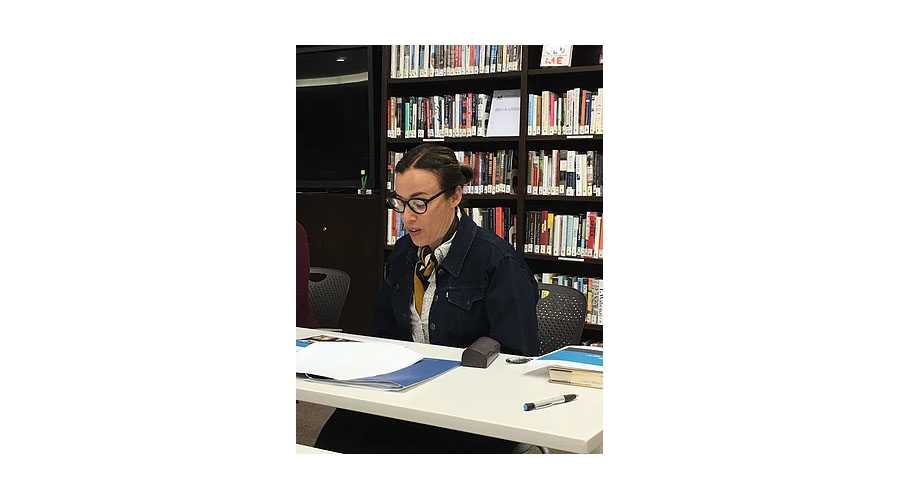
[450,185,462,208]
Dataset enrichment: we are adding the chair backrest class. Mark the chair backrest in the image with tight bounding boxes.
[307,267,351,328]
[536,283,587,355]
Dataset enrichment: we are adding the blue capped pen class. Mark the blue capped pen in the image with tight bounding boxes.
[523,394,577,411]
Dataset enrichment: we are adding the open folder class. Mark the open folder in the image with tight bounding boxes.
[296,338,460,391]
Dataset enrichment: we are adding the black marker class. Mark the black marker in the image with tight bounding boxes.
[523,394,577,411]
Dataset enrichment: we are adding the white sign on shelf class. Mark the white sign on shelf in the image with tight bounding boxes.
[540,46,573,67]
[486,89,520,137]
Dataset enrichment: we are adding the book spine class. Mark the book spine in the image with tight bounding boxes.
[527,95,533,136]
[584,91,592,134]
[575,153,583,196]
[540,90,548,135]
[586,211,594,258]
[550,215,566,257]
[569,215,576,257]
[404,45,410,78]
[544,151,551,196]
[539,151,546,195]
[578,90,587,134]
[556,215,564,257]
[420,45,426,77]
[560,150,568,196]
[598,88,603,134]
[526,151,533,195]
[390,45,397,79]
[597,152,603,197]
[595,215,602,259]
[540,210,548,255]
[524,212,533,253]
[550,149,558,196]
[580,214,587,257]
[597,278,603,325]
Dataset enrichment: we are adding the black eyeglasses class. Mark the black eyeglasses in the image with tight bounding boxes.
[386,188,450,214]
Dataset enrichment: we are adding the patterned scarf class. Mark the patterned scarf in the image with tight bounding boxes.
[413,214,459,315]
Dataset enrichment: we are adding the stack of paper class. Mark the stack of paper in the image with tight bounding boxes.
[296,342,424,380]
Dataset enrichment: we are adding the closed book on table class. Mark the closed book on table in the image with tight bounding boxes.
[548,367,603,389]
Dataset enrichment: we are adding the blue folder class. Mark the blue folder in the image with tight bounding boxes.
[297,352,460,391]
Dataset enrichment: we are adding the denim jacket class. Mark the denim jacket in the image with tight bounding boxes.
[371,213,540,356]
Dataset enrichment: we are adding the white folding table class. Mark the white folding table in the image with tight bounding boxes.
[295,327,603,453]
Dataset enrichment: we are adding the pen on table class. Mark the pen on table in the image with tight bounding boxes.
[523,394,577,411]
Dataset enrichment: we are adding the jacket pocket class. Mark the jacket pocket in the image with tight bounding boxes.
[446,286,484,311]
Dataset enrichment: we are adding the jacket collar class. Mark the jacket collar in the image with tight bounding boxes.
[438,211,474,278]
[404,210,475,279]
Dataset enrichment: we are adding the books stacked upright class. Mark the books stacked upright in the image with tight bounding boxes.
[456,150,516,195]
[389,206,517,248]
[535,273,603,326]
[461,207,516,247]
[527,88,603,136]
[525,211,603,260]
[389,45,522,79]
[386,149,516,195]
[525,345,603,389]
[387,94,492,139]
[526,149,602,197]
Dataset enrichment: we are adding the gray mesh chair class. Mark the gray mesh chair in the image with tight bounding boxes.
[536,283,588,355]
[307,267,350,329]
[515,283,588,454]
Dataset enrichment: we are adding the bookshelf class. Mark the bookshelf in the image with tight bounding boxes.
[379,45,603,344]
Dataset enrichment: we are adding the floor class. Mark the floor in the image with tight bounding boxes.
[296,401,591,454]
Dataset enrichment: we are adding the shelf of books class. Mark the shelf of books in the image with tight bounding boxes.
[389,45,523,80]
[380,44,603,343]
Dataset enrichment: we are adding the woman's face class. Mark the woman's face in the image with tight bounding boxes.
[394,167,461,250]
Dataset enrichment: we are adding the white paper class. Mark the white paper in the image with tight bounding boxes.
[295,341,424,381]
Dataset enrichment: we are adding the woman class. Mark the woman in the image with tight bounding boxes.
[373,143,539,354]
[314,143,539,453]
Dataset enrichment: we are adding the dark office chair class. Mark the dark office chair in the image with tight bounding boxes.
[515,283,589,454]
[307,267,351,329]
[536,283,588,355]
